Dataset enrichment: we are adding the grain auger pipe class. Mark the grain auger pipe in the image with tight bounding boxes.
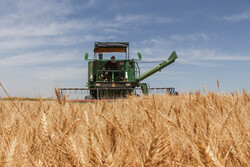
[135,51,178,82]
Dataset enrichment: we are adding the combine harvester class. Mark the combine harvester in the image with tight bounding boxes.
[58,42,178,101]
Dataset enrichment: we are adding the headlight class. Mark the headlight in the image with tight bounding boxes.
[126,83,131,87]
[90,75,93,81]
[95,83,101,87]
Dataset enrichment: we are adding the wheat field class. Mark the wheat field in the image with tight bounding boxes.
[0,91,249,166]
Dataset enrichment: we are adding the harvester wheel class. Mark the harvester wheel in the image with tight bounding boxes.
[85,95,93,100]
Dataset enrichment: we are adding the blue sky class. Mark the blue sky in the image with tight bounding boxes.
[0,0,249,97]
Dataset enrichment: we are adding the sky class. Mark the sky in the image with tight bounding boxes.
[0,0,250,97]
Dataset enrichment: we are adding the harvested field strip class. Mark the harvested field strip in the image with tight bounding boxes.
[0,92,249,166]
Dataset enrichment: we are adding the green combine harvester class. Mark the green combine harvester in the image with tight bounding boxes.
[58,42,178,101]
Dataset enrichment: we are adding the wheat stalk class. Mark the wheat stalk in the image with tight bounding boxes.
[54,88,62,105]
[217,80,220,89]
[5,137,17,167]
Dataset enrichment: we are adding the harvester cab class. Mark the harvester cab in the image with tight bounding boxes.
[58,42,178,101]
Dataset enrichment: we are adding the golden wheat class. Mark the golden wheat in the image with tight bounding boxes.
[0,92,249,166]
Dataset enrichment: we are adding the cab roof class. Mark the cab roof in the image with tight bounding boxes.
[94,42,129,53]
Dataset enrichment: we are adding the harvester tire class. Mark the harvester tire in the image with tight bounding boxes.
[85,95,93,100]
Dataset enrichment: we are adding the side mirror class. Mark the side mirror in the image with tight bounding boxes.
[137,52,142,60]
[84,53,89,60]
